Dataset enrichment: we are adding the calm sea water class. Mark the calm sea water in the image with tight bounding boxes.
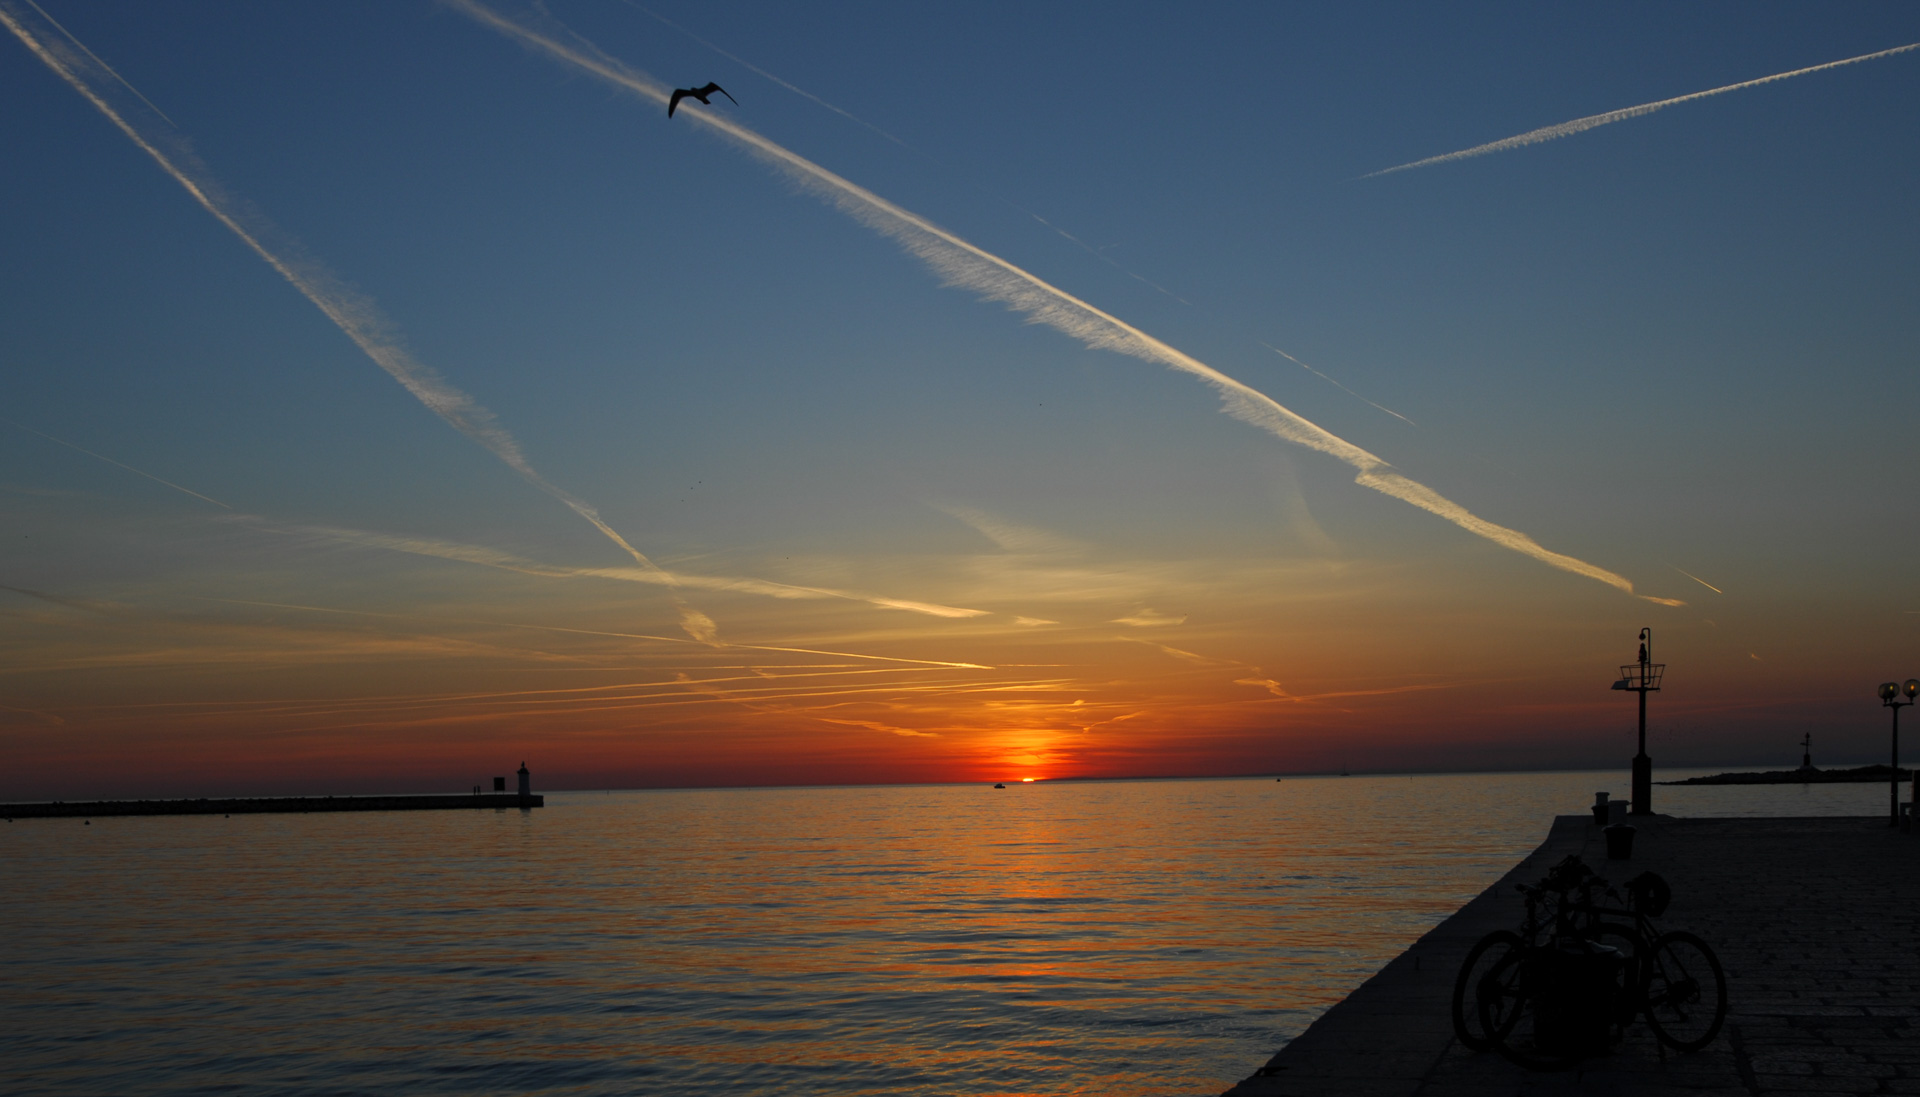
[3,770,1886,1096]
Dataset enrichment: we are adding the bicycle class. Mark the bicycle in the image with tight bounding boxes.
[1452,855,1726,1070]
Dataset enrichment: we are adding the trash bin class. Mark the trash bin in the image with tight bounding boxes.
[1534,939,1624,1058]
[1603,823,1635,860]
[1591,792,1610,826]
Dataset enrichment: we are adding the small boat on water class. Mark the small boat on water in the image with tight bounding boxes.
[993,782,1005,789]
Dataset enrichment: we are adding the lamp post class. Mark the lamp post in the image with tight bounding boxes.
[1877,679,1919,828]
[1611,628,1664,816]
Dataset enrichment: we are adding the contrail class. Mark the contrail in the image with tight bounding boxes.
[3,417,232,508]
[209,597,993,669]
[232,517,991,619]
[0,1,667,582]
[620,0,1190,305]
[1260,343,1415,426]
[1364,40,1920,178]
[621,0,916,153]
[22,0,176,126]
[1672,565,1723,595]
[450,1,1676,605]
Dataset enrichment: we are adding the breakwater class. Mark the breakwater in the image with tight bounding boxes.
[2,793,543,819]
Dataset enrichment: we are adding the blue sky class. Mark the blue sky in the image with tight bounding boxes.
[3,1,1918,795]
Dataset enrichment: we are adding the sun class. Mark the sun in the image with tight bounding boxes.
[1021,777,1035,783]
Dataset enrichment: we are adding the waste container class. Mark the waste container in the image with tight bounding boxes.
[1591,792,1610,826]
[1603,823,1635,860]
[1533,939,1625,1058]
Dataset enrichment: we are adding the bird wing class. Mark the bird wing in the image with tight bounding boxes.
[711,83,737,105]
[668,88,688,117]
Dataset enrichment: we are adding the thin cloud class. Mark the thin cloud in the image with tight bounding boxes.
[450,1,1672,605]
[0,2,666,580]
[1112,609,1187,629]
[1363,40,1920,178]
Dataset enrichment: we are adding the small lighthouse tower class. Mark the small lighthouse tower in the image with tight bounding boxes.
[517,762,531,801]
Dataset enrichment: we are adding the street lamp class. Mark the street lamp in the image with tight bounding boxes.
[1611,627,1664,816]
[1878,678,1919,828]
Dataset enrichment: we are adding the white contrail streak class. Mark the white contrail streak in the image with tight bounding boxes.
[23,0,175,126]
[209,597,993,669]
[621,0,1189,305]
[450,1,1674,604]
[233,517,991,619]
[1260,343,1415,426]
[3,417,231,508]
[1364,40,1920,178]
[622,0,916,153]
[0,1,667,581]
[1672,565,1723,595]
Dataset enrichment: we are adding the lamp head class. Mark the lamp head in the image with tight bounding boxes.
[1881,682,1900,701]
[1906,679,1920,700]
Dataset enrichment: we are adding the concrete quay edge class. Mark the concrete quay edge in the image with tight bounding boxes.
[1220,813,1920,1097]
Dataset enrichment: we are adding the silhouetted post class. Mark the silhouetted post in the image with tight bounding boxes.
[1878,681,1917,827]
[1611,628,1664,816]
[517,761,531,804]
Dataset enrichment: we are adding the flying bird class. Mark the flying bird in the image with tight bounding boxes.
[668,82,736,118]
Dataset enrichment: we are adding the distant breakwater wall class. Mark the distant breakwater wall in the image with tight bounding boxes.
[1662,763,1912,785]
[2,793,544,820]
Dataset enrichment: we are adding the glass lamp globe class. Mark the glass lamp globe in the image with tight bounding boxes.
[1906,679,1920,699]
[1880,682,1900,700]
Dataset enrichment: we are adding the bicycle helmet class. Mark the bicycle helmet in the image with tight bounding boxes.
[1625,871,1672,917]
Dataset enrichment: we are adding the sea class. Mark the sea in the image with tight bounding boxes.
[2,769,1888,1096]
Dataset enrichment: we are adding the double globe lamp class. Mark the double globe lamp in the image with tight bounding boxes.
[1878,678,1920,827]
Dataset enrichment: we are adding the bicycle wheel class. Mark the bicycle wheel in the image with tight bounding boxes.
[1452,930,1521,1051]
[1478,951,1583,1072]
[1643,931,1727,1051]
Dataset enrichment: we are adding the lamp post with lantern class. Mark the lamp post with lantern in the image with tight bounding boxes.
[1878,679,1918,828]
[1611,628,1664,816]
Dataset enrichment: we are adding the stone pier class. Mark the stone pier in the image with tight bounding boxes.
[1222,815,1920,1097]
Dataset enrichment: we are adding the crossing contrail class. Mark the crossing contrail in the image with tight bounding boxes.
[1363,40,1920,178]
[3,417,232,508]
[620,0,1189,305]
[450,1,1678,605]
[0,0,667,582]
[21,0,175,125]
[1260,343,1415,426]
[233,518,991,619]
[1672,565,1723,595]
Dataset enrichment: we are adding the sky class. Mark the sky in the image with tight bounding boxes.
[3,1,1918,799]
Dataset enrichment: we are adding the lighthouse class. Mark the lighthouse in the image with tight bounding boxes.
[517,762,531,801]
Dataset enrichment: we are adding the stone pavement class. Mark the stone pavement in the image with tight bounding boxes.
[1221,815,1920,1097]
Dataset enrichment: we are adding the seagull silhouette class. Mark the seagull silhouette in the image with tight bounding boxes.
[668,82,737,118]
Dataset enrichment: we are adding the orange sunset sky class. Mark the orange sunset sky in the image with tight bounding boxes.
[4,2,1918,799]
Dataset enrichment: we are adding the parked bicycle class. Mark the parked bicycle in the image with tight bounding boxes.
[1450,855,1726,1070]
